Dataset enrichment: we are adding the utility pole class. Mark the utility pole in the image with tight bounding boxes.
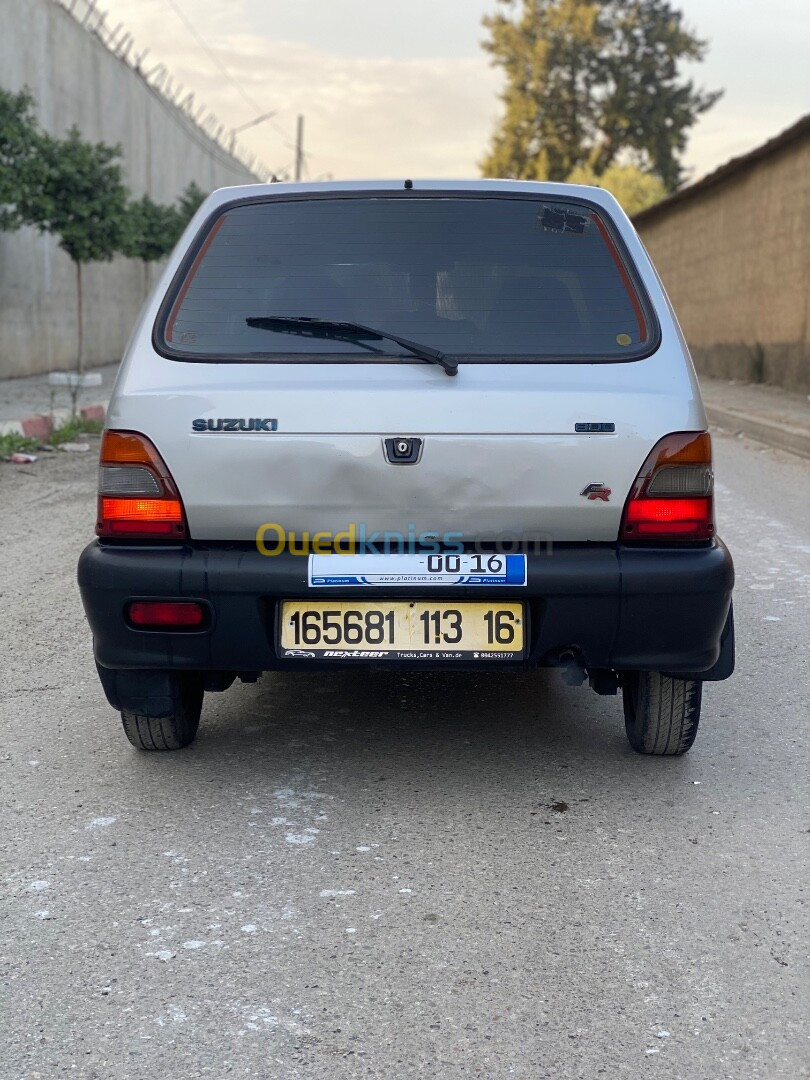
[295,115,304,181]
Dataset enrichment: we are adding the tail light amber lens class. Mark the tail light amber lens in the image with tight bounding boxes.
[96,431,188,539]
[620,432,715,541]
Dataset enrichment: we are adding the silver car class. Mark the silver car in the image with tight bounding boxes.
[78,180,734,755]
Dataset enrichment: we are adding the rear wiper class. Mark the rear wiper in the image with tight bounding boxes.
[245,316,459,377]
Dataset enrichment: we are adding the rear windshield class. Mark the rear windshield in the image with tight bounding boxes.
[159,195,655,363]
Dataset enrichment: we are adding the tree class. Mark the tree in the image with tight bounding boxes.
[566,162,665,214]
[122,181,210,266]
[121,195,185,303]
[482,0,601,184]
[0,88,47,231]
[21,127,128,371]
[481,0,721,190]
[176,181,207,224]
[121,195,183,262]
[4,87,211,368]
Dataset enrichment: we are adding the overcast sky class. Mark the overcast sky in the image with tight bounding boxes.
[99,0,809,184]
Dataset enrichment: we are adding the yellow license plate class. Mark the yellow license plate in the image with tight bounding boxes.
[279,601,525,660]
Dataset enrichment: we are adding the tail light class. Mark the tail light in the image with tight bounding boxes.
[97,431,188,539]
[620,432,715,541]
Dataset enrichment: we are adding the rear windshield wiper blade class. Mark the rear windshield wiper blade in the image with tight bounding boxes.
[245,316,459,377]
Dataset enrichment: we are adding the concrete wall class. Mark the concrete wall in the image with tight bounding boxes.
[636,132,810,393]
[0,0,257,379]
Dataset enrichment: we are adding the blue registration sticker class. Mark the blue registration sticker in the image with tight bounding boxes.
[308,553,527,587]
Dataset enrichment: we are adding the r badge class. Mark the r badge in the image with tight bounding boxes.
[581,483,611,502]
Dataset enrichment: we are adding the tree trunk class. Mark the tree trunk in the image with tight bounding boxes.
[76,260,84,375]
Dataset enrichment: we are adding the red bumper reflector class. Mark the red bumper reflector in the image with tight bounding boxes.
[107,520,176,535]
[128,601,205,628]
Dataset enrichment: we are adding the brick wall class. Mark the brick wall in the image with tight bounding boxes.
[636,130,810,393]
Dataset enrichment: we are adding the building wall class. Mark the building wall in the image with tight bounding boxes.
[0,0,257,378]
[637,136,810,393]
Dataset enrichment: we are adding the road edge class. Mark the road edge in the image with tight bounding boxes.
[706,404,810,461]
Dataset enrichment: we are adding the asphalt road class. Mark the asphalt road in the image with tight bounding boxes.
[1,432,808,1080]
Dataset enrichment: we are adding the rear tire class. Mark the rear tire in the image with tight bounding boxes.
[622,671,702,755]
[121,675,203,751]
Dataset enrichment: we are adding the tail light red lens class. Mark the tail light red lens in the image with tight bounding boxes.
[128,601,205,628]
[621,432,715,542]
[97,431,188,539]
[624,496,713,536]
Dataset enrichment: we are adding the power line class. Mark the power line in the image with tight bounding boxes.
[163,0,270,120]
[161,0,307,172]
[268,119,300,153]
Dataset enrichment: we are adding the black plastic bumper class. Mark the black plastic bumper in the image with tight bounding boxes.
[78,539,734,681]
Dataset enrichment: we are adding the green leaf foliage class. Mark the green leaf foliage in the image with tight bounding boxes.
[481,0,722,190]
[0,87,48,231]
[119,181,209,262]
[177,181,207,224]
[3,89,208,265]
[566,162,666,215]
[121,195,183,262]
[20,126,128,265]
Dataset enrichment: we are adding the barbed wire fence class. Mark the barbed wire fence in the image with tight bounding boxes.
[54,0,273,182]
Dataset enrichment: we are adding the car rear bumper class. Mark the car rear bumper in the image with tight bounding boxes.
[78,539,734,680]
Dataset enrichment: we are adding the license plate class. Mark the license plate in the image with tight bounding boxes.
[308,553,527,587]
[279,601,525,660]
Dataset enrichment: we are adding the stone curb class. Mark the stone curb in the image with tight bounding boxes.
[0,402,107,440]
[706,404,810,460]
